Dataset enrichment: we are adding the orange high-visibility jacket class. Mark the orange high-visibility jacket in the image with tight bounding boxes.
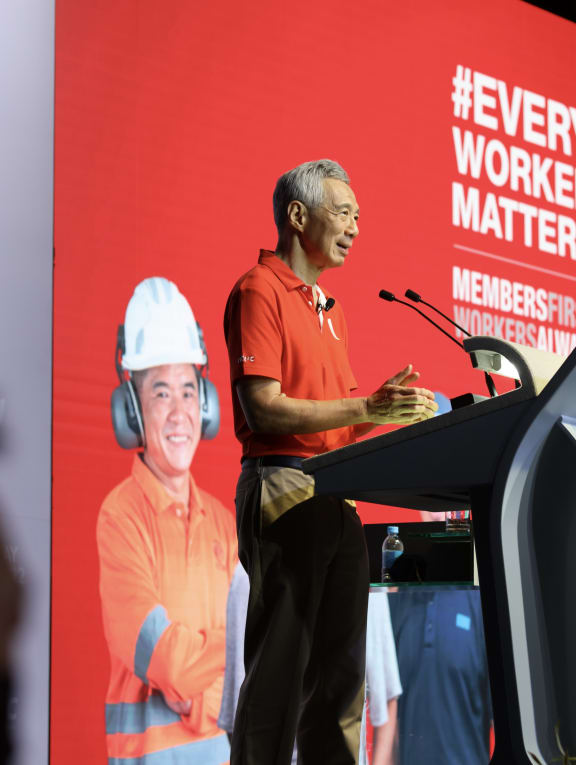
[97,455,237,763]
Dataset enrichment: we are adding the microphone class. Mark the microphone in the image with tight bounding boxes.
[317,297,336,313]
[378,288,496,403]
[378,290,464,350]
[404,289,497,398]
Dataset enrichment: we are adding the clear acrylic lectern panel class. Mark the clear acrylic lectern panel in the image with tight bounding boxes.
[304,348,576,765]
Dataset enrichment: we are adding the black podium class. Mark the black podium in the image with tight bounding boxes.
[303,345,576,765]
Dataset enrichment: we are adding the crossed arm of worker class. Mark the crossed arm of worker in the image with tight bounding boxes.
[97,509,229,730]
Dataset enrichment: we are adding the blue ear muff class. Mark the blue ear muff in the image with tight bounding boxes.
[196,323,220,440]
[111,379,145,449]
[111,325,145,449]
[200,375,220,440]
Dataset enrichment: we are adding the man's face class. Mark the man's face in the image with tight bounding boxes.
[301,178,360,270]
[139,364,201,480]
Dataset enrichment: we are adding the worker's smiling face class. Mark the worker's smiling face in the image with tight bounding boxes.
[138,364,201,480]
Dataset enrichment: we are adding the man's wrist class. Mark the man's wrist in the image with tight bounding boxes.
[351,396,370,425]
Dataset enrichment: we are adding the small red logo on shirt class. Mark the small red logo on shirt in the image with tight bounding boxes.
[213,540,227,570]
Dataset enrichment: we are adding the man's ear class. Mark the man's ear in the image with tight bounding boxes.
[287,200,307,232]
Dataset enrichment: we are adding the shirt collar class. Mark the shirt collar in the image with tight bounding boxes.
[131,454,205,516]
[258,249,306,292]
[258,250,333,299]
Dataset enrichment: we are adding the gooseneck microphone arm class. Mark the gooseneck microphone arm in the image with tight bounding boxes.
[404,289,497,398]
[405,289,470,337]
[378,290,465,350]
[115,325,126,384]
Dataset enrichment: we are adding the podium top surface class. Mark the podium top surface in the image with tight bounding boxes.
[301,386,537,510]
[302,347,576,510]
[302,384,535,475]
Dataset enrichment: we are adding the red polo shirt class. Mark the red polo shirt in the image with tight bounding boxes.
[224,250,358,459]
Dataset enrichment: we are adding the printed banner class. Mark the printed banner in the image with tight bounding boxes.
[52,1,576,761]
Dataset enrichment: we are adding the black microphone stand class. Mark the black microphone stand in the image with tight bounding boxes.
[378,289,496,404]
[404,289,498,398]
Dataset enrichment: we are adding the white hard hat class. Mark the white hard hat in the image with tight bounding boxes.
[121,277,206,371]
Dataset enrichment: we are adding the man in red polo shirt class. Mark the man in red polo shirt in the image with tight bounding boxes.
[224,159,437,765]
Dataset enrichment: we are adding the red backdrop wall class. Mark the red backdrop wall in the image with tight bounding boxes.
[52,0,576,760]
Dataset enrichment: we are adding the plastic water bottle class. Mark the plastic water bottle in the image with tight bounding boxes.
[381,526,404,582]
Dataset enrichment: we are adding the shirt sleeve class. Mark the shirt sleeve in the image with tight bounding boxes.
[224,279,284,384]
[366,591,403,726]
[217,562,249,733]
[97,503,226,705]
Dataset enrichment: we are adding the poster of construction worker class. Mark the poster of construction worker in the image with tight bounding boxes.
[97,278,236,763]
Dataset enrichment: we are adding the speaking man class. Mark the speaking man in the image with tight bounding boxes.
[97,277,237,764]
[224,159,437,764]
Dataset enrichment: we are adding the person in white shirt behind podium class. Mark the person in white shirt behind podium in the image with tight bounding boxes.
[218,563,402,765]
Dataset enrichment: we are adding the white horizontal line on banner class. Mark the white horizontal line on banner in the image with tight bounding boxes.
[453,243,576,283]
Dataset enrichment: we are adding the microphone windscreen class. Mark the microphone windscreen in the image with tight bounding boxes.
[405,289,421,302]
[378,290,395,302]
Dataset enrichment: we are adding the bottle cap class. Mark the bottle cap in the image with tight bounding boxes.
[387,526,399,534]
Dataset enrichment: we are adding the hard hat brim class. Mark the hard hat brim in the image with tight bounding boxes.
[122,350,206,371]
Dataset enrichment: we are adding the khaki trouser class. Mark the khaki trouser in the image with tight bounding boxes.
[230,461,369,765]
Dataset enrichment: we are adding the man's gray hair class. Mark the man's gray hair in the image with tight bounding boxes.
[272,159,350,233]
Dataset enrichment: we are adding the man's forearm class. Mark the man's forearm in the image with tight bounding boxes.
[236,370,437,437]
[372,698,398,765]
[238,384,369,434]
[147,625,226,700]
